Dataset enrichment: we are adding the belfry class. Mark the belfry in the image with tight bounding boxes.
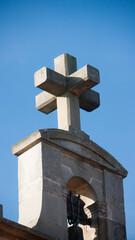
[10,53,127,240]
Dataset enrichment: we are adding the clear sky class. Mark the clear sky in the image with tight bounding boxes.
[0,0,135,239]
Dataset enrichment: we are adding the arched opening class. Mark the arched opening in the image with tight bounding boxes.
[67,176,98,240]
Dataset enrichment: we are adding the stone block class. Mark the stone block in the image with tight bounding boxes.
[97,217,108,240]
[35,88,99,115]
[37,191,68,239]
[60,154,78,178]
[104,170,124,209]
[89,177,104,203]
[54,53,77,76]
[42,192,63,226]
[18,143,42,188]
[61,164,73,186]
[19,178,42,203]
[57,92,80,130]
[68,126,89,139]
[69,65,100,96]
[88,202,108,240]
[106,204,126,224]
[34,67,66,96]
[79,89,100,112]
[42,143,61,183]
[61,153,103,184]
[61,153,104,202]
[43,177,62,197]
[107,219,127,240]
[36,92,56,114]
[36,220,68,240]
[19,191,42,227]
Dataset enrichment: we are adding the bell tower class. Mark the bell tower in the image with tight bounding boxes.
[12,54,127,240]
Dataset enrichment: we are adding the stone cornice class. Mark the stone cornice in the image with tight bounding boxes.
[11,129,128,178]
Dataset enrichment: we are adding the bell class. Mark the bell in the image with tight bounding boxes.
[68,225,84,240]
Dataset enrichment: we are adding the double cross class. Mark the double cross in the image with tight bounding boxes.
[34,53,100,137]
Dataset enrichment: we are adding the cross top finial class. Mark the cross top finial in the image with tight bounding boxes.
[34,53,100,138]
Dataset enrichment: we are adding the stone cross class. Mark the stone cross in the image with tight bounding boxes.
[34,54,100,137]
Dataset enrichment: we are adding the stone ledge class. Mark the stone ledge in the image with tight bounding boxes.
[11,129,89,156]
[11,129,128,178]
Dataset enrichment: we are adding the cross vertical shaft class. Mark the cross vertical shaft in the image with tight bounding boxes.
[54,54,81,131]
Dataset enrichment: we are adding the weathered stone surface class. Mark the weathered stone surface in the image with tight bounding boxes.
[107,204,126,225]
[35,54,100,134]
[104,170,126,227]
[61,164,74,185]
[18,143,42,227]
[57,92,80,130]
[69,65,100,96]
[36,92,56,114]
[55,54,81,133]
[89,201,107,219]
[36,191,68,240]
[61,153,104,202]
[97,217,107,240]
[104,170,125,208]
[79,89,100,112]
[88,201,107,240]
[36,88,99,115]
[107,219,127,240]
[14,139,67,240]
[12,129,127,178]
[54,53,77,76]
[34,67,66,96]
[42,192,63,226]
[42,144,61,183]
[34,220,68,240]
[68,125,89,139]
[43,177,62,197]
[12,129,127,240]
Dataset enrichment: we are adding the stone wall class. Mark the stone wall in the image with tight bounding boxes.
[12,129,127,240]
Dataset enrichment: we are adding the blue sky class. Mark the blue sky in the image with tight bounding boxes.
[0,0,135,239]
